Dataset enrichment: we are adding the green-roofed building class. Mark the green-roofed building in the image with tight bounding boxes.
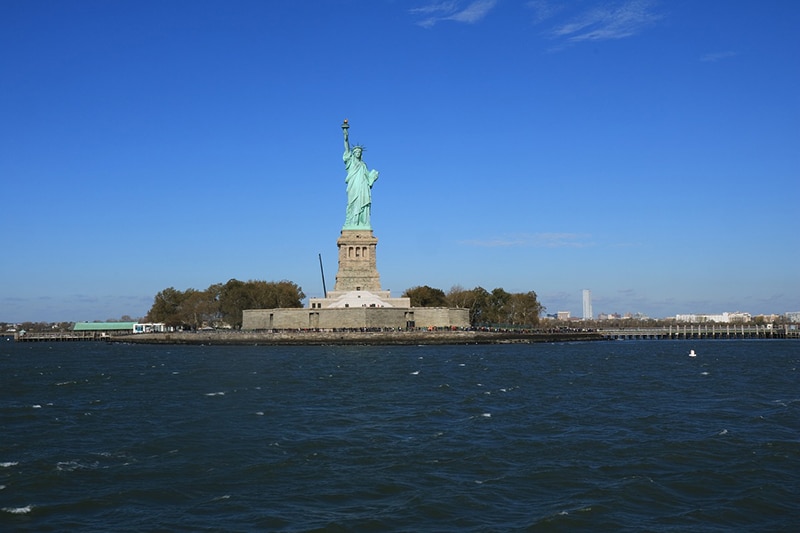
[73,322,137,335]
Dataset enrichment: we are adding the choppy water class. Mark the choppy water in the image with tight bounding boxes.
[1,339,798,531]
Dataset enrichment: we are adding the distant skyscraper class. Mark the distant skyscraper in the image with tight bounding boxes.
[582,289,593,320]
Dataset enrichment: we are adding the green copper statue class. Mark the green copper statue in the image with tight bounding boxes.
[341,119,379,230]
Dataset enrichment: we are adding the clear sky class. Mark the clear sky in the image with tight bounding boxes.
[2,0,798,323]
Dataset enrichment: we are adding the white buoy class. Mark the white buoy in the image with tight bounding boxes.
[689,349,697,357]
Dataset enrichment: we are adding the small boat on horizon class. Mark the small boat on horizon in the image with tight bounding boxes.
[689,349,697,357]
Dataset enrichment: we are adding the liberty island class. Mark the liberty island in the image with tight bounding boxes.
[240,120,469,332]
[105,121,596,344]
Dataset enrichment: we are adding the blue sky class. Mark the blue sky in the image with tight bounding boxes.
[1,0,798,322]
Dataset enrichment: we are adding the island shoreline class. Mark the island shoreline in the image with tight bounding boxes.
[112,330,606,346]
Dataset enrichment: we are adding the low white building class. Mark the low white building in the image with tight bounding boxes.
[133,323,168,333]
[675,312,752,323]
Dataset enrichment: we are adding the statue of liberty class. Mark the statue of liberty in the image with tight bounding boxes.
[341,119,379,229]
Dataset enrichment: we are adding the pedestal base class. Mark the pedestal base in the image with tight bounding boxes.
[333,229,381,292]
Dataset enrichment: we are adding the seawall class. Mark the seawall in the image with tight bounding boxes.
[113,330,606,346]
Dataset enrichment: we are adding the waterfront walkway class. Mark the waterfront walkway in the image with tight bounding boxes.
[10,325,799,343]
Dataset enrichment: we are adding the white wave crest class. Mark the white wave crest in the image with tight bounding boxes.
[3,505,32,514]
[57,460,91,472]
[0,462,18,468]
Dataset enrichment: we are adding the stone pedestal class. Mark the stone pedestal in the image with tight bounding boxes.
[334,229,381,292]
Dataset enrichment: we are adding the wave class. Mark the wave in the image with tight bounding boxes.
[57,460,99,472]
[2,505,32,514]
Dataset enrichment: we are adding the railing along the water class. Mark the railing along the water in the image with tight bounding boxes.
[599,324,798,340]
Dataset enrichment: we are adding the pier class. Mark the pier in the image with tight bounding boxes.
[12,331,114,342]
[599,324,799,340]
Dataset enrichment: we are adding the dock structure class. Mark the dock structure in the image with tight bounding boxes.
[599,324,799,340]
[12,331,120,342]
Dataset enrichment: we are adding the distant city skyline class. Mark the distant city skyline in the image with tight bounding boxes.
[553,289,796,322]
[1,1,798,322]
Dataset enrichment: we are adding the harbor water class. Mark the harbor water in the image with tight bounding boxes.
[2,339,798,531]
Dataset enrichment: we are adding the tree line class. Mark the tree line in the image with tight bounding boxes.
[143,279,544,330]
[402,285,544,327]
[145,279,305,329]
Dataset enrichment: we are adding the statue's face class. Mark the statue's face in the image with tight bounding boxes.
[353,148,362,158]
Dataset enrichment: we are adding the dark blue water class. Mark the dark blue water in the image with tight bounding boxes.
[1,340,798,531]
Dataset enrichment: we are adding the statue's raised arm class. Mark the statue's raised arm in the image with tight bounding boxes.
[342,119,351,153]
